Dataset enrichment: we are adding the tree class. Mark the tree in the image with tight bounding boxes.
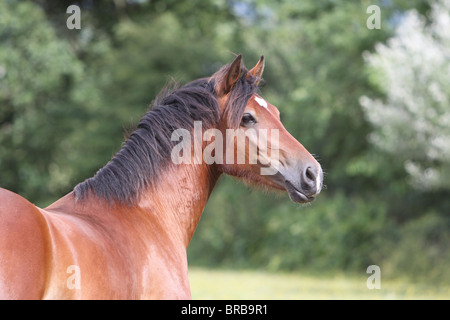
[0,2,82,204]
[360,0,450,190]
[0,1,116,206]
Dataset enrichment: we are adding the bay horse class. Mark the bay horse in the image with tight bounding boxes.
[0,55,323,299]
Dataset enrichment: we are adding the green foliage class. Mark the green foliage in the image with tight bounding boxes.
[189,185,387,272]
[378,212,450,283]
[0,1,122,206]
[361,0,450,191]
[0,1,83,203]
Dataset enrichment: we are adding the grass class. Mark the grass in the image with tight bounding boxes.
[188,268,450,300]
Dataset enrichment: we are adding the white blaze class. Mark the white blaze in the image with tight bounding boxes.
[254,96,268,109]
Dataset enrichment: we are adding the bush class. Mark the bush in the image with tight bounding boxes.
[189,180,449,286]
[188,182,387,273]
[377,212,450,284]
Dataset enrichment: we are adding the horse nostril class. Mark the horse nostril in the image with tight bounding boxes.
[305,166,315,182]
[300,166,318,196]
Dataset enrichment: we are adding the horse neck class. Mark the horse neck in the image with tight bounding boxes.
[136,161,221,248]
[47,163,220,252]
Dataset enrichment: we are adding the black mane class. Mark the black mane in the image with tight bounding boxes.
[74,67,259,205]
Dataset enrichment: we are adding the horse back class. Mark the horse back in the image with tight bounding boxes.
[0,188,49,299]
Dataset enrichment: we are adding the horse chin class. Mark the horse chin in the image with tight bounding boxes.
[284,180,316,204]
[253,171,315,203]
[248,170,307,202]
[287,188,315,204]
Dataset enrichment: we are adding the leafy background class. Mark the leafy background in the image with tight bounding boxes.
[0,0,448,286]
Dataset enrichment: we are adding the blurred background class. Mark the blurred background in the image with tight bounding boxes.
[0,0,448,297]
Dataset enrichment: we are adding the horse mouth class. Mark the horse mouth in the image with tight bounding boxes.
[284,180,316,204]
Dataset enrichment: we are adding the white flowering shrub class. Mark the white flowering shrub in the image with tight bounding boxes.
[360,0,450,190]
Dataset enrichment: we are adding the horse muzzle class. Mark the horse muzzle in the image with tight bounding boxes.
[282,162,323,204]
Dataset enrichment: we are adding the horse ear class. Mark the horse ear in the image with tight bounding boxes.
[248,55,264,84]
[220,54,242,95]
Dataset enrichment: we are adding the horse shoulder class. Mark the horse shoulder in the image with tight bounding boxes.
[0,188,50,299]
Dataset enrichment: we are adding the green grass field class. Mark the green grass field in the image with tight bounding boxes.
[188,268,449,300]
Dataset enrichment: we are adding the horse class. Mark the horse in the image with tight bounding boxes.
[0,55,323,299]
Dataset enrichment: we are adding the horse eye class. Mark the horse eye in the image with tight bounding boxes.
[241,113,256,126]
